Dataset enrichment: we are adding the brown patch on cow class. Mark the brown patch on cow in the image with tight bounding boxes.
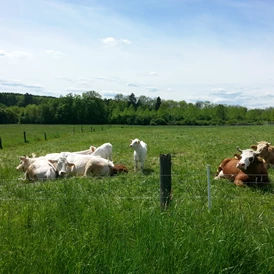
[111,164,128,176]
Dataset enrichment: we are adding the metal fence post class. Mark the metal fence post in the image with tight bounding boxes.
[160,153,172,210]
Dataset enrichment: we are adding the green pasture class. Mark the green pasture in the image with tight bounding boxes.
[1,124,274,273]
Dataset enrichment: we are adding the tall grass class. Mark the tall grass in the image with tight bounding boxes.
[1,125,274,273]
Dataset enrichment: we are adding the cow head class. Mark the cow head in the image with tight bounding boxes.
[49,154,74,177]
[129,138,140,149]
[250,141,271,154]
[16,156,29,171]
[236,147,260,170]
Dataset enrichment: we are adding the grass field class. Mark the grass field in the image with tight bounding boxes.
[1,124,274,273]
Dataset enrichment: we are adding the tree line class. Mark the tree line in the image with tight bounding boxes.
[1,91,274,125]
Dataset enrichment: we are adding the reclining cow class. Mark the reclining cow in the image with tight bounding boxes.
[25,158,57,182]
[250,141,274,169]
[214,147,270,186]
[48,152,124,177]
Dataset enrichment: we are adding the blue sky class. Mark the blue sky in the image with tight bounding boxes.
[1,0,274,108]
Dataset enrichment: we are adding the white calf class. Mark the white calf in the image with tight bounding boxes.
[91,143,112,160]
[129,138,147,173]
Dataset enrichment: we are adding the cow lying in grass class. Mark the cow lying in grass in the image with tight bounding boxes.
[25,158,57,181]
[48,152,127,177]
[250,141,274,169]
[214,147,269,186]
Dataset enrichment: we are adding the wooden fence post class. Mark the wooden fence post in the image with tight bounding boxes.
[44,132,47,141]
[160,153,172,210]
[0,137,2,149]
[23,131,27,143]
[81,126,83,132]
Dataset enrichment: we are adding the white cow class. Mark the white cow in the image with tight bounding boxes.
[129,138,147,173]
[48,152,114,177]
[84,156,115,176]
[25,158,57,181]
[16,155,45,172]
[91,142,112,160]
[73,146,97,155]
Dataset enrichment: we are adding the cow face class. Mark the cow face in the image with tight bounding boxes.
[16,156,29,171]
[236,148,259,170]
[129,138,140,149]
[50,155,74,177]
[251,141,271,154]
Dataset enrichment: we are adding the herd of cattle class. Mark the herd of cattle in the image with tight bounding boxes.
[16,138,148,182]
[16,138,274,187]
[214,141,274,186]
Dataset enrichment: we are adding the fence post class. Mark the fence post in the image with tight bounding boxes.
[81,126,83,132]
[207,165,212,210]
[44,132,47,141]
[160,153,172,210]
[0,137,2,149]
[24,131,27,143]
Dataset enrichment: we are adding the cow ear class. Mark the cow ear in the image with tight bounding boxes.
[48,159,57,163]
[250,145,257,150]
[234,153,241,159]
[20,156,26,160]
[68,163,75,167]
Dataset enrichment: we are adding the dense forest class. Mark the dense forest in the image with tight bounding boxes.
[1,91,274,125]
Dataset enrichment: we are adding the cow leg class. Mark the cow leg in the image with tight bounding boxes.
[134,159,138,172]
[140,161,144,173]
[214,170,224,180]
[234,174,249,187]
[234,180,245,187]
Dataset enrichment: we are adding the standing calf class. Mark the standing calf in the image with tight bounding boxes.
[129,138,147,173]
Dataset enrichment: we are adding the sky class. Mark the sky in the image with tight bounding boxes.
[1,0,274,109]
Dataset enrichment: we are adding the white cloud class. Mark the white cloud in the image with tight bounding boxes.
[45,49,65,57]
[146,86,158,93]
[0,49,33,59]
[119,38,132,45]
[99,37,119,47]
[99,37,132,47]
[148,71,158,76]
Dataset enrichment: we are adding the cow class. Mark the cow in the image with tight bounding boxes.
[73,145,97,155]
[91,142,112,160]
[129,138,147,173]
[214,147,269,186]
[16,155,45,172]
[25,158,57,182]
[48,152,114,177]
[83,156,116,176]
[250,141,274,169]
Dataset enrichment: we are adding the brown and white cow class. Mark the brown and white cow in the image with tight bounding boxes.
[214,147,269,186]
[250,141,274,169]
